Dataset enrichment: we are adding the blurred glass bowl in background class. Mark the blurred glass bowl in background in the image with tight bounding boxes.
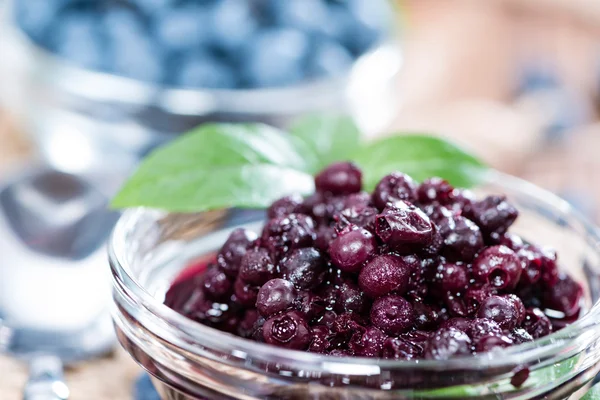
[0,0,403,174]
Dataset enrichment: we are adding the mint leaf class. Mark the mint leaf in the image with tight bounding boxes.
[353,134,487,191]
[111,123,314,212]
[290,114,361,173]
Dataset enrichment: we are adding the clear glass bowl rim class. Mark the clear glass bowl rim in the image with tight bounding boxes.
[108,170,600,372]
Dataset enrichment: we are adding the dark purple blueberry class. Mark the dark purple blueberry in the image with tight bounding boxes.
[510,328,534,344]
[358,254,412,298]
[477,295,524,330]
[328,227,376,273]
[294,291,326,321]
[280,247,326,290]
[233,277,259,307]
[435,262,469,293]
[382,337,422,360]
[315,310,338,328]
[372,172,418,210]
[370,295,414,335]
[444,294,468,318]
[506,294,527,324]
[336,205,379,233]
[267,194,304,219]
[417,177,454,204]
[441,216,484,262]
[239,248,276,286]
[340,192,372,210]
[164,275,205,315]
[263,311,311,350]
[309,325,332,353]
[464,195,518,238]
[521,308,553,338]
[261,214,316,259]
[472,245,522,290]
[465,288,494,316]
[543,273,582,318]
[202,266,233,301]
[511,366,530,388]
[539,247,559,287]
[474,334,513,353]
[238,309,260,338]
[440,318,471,332]
[300,193,330,224]
[335,282,368,315]
[423,327,472,360]
[256,279,296,317]
[413,302,441,330]
[315,162,362,196]
[217,228,257,277]
[375,203,434,250]
[467,318,502,342]
[422,224,444,256]
[349,327,387,357]
[516,246,543,285]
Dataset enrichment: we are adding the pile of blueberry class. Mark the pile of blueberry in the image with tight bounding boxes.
[164,162,583,360]
[15,0,390,89]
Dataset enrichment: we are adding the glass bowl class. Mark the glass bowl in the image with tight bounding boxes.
[0,0,403,174]
[109,171,600,400]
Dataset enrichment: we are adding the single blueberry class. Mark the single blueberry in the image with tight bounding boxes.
[345,0,390,54]
[267,0,330,35]
[104,9,164,82]
[152,5,212,53]
[307,39,354,78]
[217,228,257,277]
[242,28,310,88]
[262,310,311,350]
[49,7,106,71]
[210,0,258,53]
[315,162,362,196]
[372,172,418,210]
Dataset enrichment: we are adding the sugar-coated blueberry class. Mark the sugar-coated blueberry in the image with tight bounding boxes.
[256,279,296,317]
[370,295,414,335]
[263,310,311,350]
[358,254,412,298]
[328,227,376,273]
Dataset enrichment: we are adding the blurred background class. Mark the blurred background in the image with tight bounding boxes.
[2,0,600,398]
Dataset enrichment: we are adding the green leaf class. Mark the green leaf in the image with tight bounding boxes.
[290,113,361,172]
[111,123,315,212]
[581,383,600,400]
[353,134,487,191]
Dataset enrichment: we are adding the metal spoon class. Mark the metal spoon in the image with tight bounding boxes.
[0,166,120,400]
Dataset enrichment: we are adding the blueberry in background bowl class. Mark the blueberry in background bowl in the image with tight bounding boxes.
[14,0,392,89]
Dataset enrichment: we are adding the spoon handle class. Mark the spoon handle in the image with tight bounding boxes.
[23,355,70,400]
